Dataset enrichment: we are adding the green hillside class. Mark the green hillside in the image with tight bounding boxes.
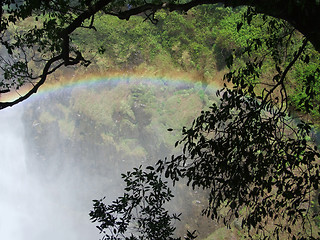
[69,6,320,126]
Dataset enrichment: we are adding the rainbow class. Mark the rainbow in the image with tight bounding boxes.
[0,73,222,105]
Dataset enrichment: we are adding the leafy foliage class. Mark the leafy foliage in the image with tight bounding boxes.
[159,87,320,239]
[289,49,320,119]
[89,166,197,240]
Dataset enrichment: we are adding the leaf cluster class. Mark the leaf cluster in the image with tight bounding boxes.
[159,87,320,239]
[89,166,197,240]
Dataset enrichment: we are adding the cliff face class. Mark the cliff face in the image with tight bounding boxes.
[22,78,215,180]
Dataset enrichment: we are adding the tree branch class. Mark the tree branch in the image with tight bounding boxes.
[261,38,308,108]
[0,54,63,109]
[60,0,113,65]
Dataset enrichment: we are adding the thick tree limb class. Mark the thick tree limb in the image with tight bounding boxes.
[61,0,113,65]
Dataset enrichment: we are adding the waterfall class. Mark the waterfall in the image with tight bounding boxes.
[0,104,98,240]
[0,106,28,239]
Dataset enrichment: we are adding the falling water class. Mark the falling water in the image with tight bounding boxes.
[0,103,99,239]
[0,105,28,239]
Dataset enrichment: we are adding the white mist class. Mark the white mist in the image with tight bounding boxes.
[0,104,98,240]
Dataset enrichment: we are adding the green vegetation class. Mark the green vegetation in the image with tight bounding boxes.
[289,53,320,118]
[71,6,320,127]
[72,7,262,78]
